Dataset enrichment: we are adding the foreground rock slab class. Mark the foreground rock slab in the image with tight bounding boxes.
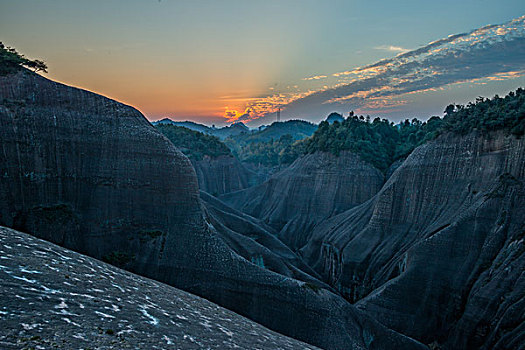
[0,226,318,350]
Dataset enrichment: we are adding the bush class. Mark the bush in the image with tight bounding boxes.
[0,42,47,76]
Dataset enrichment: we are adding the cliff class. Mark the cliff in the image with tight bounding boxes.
[221,151,385,251]
[0,70,425,350]
[0,226,320,349]
[302,130,525,349]
[192,155,260,195]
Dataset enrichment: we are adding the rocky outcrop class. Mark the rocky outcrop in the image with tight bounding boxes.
[0,71,425,350]
[0,226,319,350]
[221,151,384,251]
[302,131,525,349]
[200,191,328,287]
[192,155,260,195]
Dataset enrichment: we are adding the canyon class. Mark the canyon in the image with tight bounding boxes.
[0,69,523,350]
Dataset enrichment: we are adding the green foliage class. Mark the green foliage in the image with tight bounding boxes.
[227,134,298,167]
[156,124,231,160]
[224,120,316,166]
[290,89,523,172]
[293,116,443,172]
[0,42,47,76]
[442,88,525,136]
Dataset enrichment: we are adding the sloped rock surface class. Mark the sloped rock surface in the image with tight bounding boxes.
[192,155,261,195]
[0,71,425,350]
[0,226,319,350]
[303,131,525,349]
[200,191,328,287]
[221,151,384,251]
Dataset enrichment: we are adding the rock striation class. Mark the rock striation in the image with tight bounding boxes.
[302,131,525,349]
[0,226,319,350]
[221,151,385,251]
[0,70,425,350]
[192,155,260,195]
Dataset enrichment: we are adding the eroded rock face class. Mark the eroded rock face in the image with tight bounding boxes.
[221,151,384,251]
[0,71,425,350]
[0,226,319,350]
[192,155,260,196]
[303,131,525,349]
[200,191,328,288]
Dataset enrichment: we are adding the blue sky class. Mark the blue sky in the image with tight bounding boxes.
[1,0,524,125]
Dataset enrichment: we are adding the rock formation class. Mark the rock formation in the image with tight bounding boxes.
[221,151,384,251]
[0,226,319,350]
[0,70,425,350]
[192,155,260,195]
[302,131,525,349]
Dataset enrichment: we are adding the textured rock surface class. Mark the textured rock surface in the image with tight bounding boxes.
[192,155,260,196]
[0,71,425,350]
[221,151,384,251]
[0,226,318,350]
[201,191,328,287]
[303,131,525,349]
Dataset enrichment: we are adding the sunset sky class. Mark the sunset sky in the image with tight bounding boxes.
[1,0,524,126]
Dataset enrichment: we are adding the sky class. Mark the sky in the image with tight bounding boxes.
[1,0,524,126]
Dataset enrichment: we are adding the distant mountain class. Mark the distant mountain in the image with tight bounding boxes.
[153,118,249,140]
[231,120,317,144]
[153,118,213,134]
[212,121,250,139]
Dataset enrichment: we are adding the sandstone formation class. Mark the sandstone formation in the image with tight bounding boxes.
[192,155,261,195]
[302,131,525,349]
[0,226,319,350]
[221,151,385,251]
[0,71,425,350]
[200,191,328,287]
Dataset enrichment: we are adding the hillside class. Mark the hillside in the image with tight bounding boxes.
[156,124,259,195]
[155,124,231,160]
[225,120,317,167]
[153,119,250,140]
[0,226,318,350]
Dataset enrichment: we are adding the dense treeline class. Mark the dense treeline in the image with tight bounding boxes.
[442,88,525,136]
[224,120,316,166]
[156,124,231,160]
[283,88,524,171]
[226,134,296,167]
[281,116,443,172]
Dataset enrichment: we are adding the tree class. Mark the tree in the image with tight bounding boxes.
[0,42,48,76]
[444,104,455,116]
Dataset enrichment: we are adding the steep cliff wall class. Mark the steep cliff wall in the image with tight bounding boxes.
[221,151,384,251]
[303,131,525,349]
[0,71,425,350]
[192,155,260,195]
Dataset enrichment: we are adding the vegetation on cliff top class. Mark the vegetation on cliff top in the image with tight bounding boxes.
[224,120,316,167]
[156,124,231,161]
[0,42,47,76]
[284,89,524,171]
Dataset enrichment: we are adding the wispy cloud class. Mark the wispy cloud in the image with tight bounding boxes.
[374,45,409,53]
[234,15,525,123]
[303,75,328,81]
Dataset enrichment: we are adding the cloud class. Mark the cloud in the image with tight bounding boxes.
[374,45,409,53]
[303,75,328,81]
[245,15,525,123]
